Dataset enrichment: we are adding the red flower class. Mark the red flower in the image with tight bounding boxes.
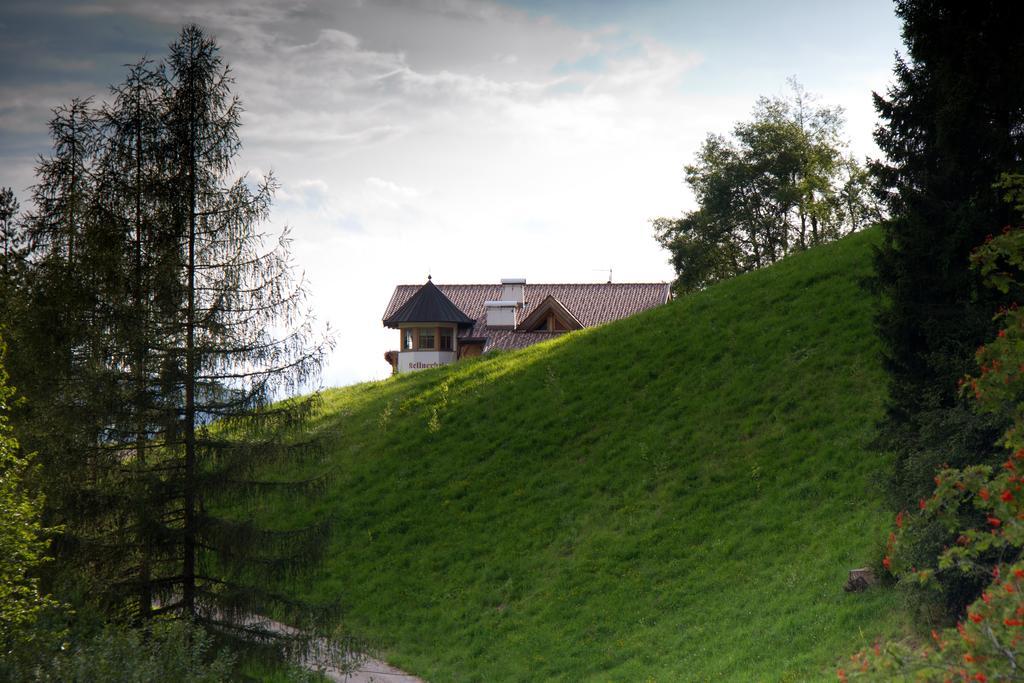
[919,498,928,510]
[980,488,991,501]
[999,329,1008,338]
[896,510,904,528]
[982,592,992,604]
[1005,618,1024,626]
[1003,489,1014,501]
[969,612,984,623]
[975,673,987,682]
[1015,569,1024,578]
[989,516,1002,527]
[882,556,892,571]
[1006,581,1016,593]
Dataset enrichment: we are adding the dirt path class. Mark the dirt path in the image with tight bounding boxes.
[256,614,424,683]
[324,656,424,683]
[150,598,423,681]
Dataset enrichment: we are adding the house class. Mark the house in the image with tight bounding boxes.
[382,276,671,373]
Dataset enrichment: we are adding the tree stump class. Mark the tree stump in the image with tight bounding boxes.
[844,567,877,592]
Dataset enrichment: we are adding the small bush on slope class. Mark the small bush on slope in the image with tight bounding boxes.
[263,229,908,681]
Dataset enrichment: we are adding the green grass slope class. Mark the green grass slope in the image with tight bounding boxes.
[279,229,906,681]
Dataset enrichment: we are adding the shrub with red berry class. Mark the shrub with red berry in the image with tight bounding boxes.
[844,176,1024,680]
[841,559,1024,681]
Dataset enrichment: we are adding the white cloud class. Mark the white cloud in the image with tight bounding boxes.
[110,0,702,386]
[1,0,897,387]
[366,177,421,200]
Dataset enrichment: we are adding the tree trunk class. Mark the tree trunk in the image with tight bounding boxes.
[133,100,152,624]
[799,205,807,250]
[182,84,197,618]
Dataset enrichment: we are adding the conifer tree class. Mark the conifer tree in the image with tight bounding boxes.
[154,25,333,641]
[873,1,1024,509]
[16,99,129,603]
[8,25,336,657]
[872,1,1024,614]
[92,57,173,622]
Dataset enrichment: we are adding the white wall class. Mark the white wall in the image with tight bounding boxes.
[398,350,456,373]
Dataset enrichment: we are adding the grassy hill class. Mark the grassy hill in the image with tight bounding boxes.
[271,228,907,681]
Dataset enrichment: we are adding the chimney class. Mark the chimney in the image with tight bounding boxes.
[500,278,526,307]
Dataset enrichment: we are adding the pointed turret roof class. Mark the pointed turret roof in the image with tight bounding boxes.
[383,278,475,328]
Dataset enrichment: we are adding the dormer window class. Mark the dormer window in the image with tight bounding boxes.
[518,294,584,333]
[539,315,561,331]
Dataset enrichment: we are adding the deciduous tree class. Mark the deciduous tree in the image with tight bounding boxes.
[654,80,878,294]
[0,337,59,659]
[0,188,22,276]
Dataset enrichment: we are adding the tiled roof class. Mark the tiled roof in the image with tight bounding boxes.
[383,282,671,352]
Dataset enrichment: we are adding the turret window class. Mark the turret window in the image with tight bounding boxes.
[439,327,453,351]
[417,328,435,350]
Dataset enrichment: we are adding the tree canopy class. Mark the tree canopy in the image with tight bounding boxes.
[654,80,878,294]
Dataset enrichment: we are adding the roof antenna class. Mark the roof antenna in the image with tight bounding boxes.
[593,266,612,284]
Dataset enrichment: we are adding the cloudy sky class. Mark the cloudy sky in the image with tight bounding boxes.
[0,0,902,387]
